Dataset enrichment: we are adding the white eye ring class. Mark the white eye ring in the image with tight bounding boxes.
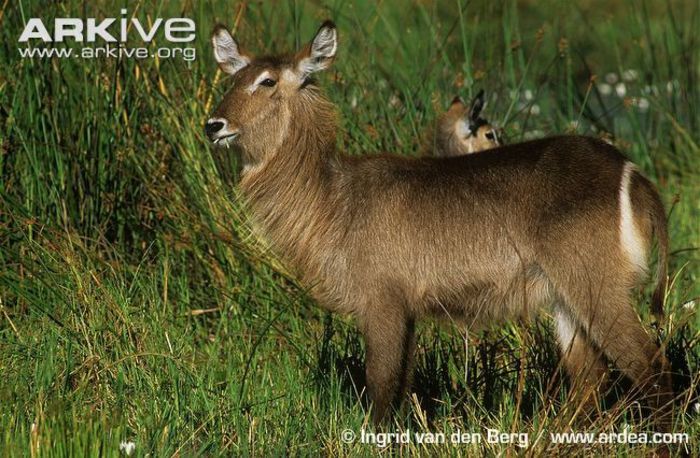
[248,70,274,94]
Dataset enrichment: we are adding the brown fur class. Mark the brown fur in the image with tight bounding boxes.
[207,22,672,428]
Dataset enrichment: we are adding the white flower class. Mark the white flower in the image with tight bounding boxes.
[622,69,639,82]
[642,85,657,95]
[389,94,402,108]
[350,95,358,109]
[597,83,612,96]
[682,300,696,310]
[529,104,541,116]
[666,80,678,94]
[635,97,650,112]
[693,402,700,414]
[615,83,627,98]
[605,72,619,84]
[120,441,136,456]
[524,89,534,101]
[524,130,544,140]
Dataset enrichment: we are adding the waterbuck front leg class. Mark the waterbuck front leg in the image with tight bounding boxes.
[360,303,416,424]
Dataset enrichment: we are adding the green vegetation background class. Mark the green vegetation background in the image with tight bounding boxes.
[1,0,698,455]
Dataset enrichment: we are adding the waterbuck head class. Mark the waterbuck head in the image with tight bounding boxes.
[435,90,501,156]
[205,21,338,169]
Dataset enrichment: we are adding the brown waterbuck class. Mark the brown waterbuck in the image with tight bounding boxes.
[205,21,673,428]
[428,90,502,157]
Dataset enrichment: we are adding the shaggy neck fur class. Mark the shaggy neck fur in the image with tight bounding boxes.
[238,87,342,283]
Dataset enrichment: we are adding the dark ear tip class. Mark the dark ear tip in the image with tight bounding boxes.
[212,23,231,38]
[319,20,336,30]
[470,90,486,108]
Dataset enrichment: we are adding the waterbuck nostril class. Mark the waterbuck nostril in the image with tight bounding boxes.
[205,120,225,140]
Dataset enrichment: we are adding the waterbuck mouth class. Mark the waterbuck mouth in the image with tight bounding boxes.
[204,118,240,146]
[213,132,239,147]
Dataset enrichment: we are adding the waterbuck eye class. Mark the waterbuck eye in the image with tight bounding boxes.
[485,131,495,141]
[260,78,277,87]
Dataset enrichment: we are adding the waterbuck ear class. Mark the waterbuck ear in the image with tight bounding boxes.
[450,95,466,108]
[296,21,337,78]
[211,25,250,75]
[469,89,485,121]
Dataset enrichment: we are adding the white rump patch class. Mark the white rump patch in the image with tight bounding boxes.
[619,162,647,273]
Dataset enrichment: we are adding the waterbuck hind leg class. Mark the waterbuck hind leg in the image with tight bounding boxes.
[540,233,674,433]
[563,286,674,433]
[553,306,609,413]
[587,302,672,432]
[360,306,416,425]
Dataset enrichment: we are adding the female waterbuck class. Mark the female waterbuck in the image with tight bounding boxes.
[206,21,672,427]
[428,90,501,157]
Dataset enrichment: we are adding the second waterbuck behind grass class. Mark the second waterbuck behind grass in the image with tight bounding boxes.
[205,21,673,430]
[427,90,502,157]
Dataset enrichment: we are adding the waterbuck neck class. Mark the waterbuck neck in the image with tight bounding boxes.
[238,89,342,277]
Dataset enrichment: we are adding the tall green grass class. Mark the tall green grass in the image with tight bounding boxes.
[1,0,698,455]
